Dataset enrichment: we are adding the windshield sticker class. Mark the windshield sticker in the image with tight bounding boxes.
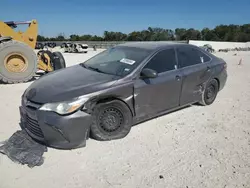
[100,63,107,66]
[120,58,136,65]
[124,68,130,71]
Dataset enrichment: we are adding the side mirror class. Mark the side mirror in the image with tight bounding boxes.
[140,68,158,79]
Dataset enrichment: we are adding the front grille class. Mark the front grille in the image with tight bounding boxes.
[26,115,44,138]
[21,96,44,138]
[26,100,42,110]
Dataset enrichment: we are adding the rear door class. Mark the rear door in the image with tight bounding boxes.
[134,48,183,119]
[177,46,212,105]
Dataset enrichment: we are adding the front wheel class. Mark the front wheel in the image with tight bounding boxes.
[90,100,132,141]
[199,79,219,106]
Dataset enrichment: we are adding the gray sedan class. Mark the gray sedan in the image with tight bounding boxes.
[19,42,228,149]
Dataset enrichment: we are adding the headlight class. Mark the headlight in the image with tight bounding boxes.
[39,97,89,115]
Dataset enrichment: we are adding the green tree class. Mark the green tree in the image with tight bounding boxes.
[91,35,103,41]
[56,33,66,41]
[185,28,201,40]
[175,28,187,40]
[37,35,45,41]
[201,28,219,41]
[127,31,143,41]
[103,31,127,41]
[36,23,250,42]
[69,34,80,41]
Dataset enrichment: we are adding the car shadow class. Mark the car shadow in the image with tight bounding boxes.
[132,104,193,127]
[0,72,46,85]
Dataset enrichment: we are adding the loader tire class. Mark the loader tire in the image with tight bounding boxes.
[0,40,37,84]
[52,52,66,70]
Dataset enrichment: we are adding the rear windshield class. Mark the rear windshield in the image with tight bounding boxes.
[82,46,151,76]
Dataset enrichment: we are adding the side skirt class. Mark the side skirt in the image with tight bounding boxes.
[132,102,198,126]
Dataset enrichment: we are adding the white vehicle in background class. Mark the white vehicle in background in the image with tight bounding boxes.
[61,43,88,53]
[61,42,74,53]
[73,43,88,53]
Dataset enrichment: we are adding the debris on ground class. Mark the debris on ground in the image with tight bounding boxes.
[238,58,243,65]
[159,175,164,179]
[0,130,47,168]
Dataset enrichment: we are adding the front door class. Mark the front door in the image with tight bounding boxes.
[176,46,213,105]
[133,48,183,119]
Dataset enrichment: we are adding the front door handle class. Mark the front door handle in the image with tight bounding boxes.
[175,75,181,81]
[207,67,211,72]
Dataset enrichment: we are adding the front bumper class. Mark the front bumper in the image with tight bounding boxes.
[19,104,92,149]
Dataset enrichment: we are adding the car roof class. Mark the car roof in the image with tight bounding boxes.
[116,41,191,51]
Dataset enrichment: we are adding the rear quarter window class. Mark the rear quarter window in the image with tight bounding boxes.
[196,49,211,63]
[177,46,211,68]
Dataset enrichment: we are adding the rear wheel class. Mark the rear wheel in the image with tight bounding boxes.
[199,79,219,105]
[90,100,132,141]
[0,40,37,84]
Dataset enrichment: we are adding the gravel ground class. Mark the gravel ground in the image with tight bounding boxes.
[0,50,249,188]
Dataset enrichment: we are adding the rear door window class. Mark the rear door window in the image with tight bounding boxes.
[177,46,211,68]
[144,49,177,73]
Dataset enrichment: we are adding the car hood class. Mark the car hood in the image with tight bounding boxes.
[24,64,118,104]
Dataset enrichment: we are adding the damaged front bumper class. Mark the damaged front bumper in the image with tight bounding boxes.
[19,103,92,150]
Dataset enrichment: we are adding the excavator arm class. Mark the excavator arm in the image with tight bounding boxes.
[4,21,18,28]
[0,20,38,49]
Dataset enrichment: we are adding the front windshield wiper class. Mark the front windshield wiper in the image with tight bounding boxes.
[80,63,87,68]
[80,63,106,74]
[87,66,105,73]
[80,63,120,76]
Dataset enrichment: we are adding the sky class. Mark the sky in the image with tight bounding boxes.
[1,0,250,37]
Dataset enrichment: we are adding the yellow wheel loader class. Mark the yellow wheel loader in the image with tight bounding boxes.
[0,19,66,84]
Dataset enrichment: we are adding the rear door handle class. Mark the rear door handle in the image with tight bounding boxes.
[207,67,211,72]
[175,75,181,81]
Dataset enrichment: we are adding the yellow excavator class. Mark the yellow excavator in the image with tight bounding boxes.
[0,19,66,84]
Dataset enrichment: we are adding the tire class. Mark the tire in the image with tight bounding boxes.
[90,100,132,141]
[199,79,219,106]
[0,37,12,43]
[0,40,37,84]
[52,52,66,70]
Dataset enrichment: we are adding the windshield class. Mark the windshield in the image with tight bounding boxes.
[81,46,151,76]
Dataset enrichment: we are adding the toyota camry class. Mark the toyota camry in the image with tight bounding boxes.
[19,42,228,149]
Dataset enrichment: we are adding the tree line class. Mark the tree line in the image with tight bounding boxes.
[37,24,250,42]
